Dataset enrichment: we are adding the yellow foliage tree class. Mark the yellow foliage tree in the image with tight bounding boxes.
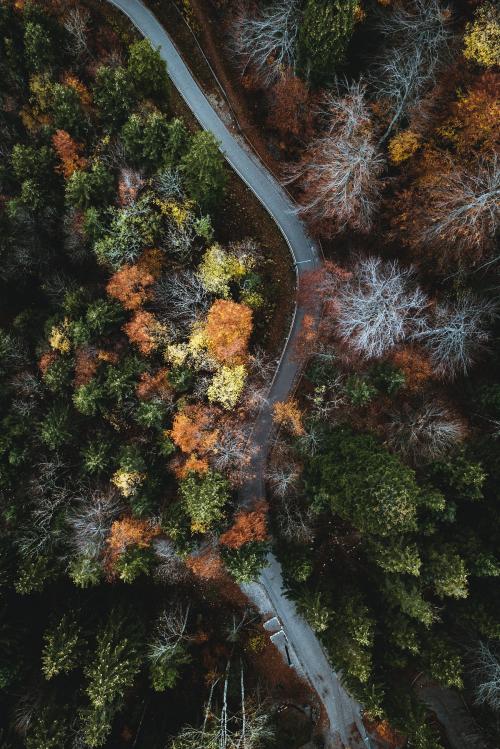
[207,365,247,409]
[273,399,305,437]
[464,2,500,67]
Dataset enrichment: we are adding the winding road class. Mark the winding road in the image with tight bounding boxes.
[107,1,370,746]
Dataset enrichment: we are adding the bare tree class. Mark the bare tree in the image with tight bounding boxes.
[64,7,91,58]
[470,641,500,712]
[153,270,211,335]
[66,489,123,561]
[414,293,497,379]
[231,0,302,84]
[275,495,314,544]
[152,537,188,583]
[422,156,500,261]
[289,82,384,232]
[335,257,428,359]
[386,400,467,462]
[371,0,452,140]
[155,167,184,200]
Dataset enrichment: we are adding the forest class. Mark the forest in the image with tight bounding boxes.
[0,1,300,747]
[0,0,499,748]
[208,0,499,746]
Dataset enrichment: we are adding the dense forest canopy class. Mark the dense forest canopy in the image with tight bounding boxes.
[225,0,500,746]
[1,0,500,748]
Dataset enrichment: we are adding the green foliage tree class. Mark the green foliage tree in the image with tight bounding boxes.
[39,404,72,451]
[50,83,85,135]
[306,427,421,537]
[297,0,360,84]
[83,617,141,745]
[326,593,375,683]
[24,21,54,72]
[221,541,269,583]
[179,470,230,533]
[93,66,134,131]
[127,39,169,100]
[66,161,114,210]
[121,111,171,170]
[180,131,226,211]
[42,614,81,679]
[426,637,463,689]
[426,547,468,599]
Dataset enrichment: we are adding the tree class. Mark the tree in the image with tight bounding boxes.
[297,0,361,84]
[154,270,211,336]
[267,71,314,141]
[386,400,467,462]
[414,293,497,379]
[122,310,167,355]
[42,615,81,680]
[39,404,72,451]
[420,156,500,261]
[179,470,230,533]
[220,502,268,548]
[231,0,302,84]
[197,242,256,298]
[306,427,422,537]
[24,20,55,72]
[50,83,85,135]
[207,365,247,409]
[106,255,156,311]
[52,130,87,179]
[290,83,384,232]
[273,399,305,436]
[334,257,428,359]
[222,541,269,583]
[127,39,169,100]
[325,593,375,683]
[84,619,141,742]
[427,637,463,689]
[370,0,452,140]
[148,606,192,691]
[180,131,226,211]
[65,160,114,210]
[121,111,171,170]
[93,66,134,131]
[471,641,500,711]
[63,6,90,58]
[427,547,468,599]
[463,2,500,68]
[170,404,218,456]
[205,299,253,365]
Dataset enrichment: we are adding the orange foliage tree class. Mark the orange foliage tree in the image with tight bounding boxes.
[186,548,224,580]
[220,501,268,549]
[52,129,87,179]
[107,516,160,562]
[106,249,163,310]
[123,310,166,355]
[169,404,219,455]
[273,399,305,437]
[391,346,433,391]
[205,299,253,365]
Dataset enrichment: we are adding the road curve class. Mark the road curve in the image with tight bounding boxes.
[106,1,368,745]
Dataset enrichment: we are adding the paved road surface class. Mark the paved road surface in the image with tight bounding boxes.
[106,1,369,746]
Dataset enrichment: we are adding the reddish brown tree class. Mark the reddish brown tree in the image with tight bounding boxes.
[52,129,87,179]
[220,501,268,549]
